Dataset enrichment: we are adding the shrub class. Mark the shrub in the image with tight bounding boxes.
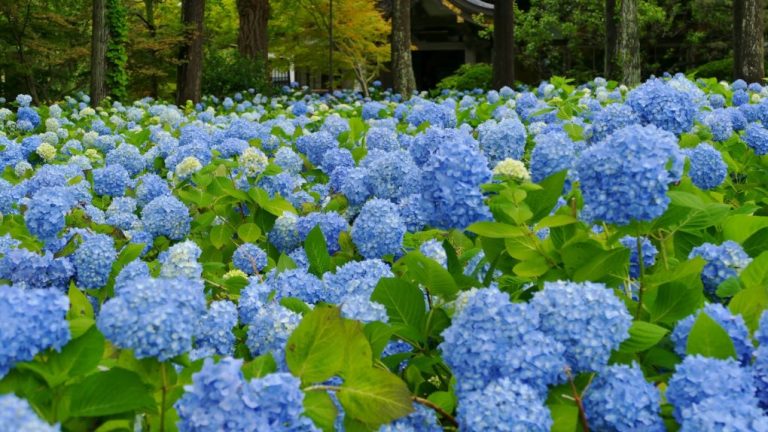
[436,63,493,91]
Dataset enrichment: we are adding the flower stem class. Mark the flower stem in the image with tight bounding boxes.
[634,234,646,319]
[565,367,590,432]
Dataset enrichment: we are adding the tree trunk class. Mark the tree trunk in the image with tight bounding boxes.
[619,0,640,86]
[144,0,159,98]
[90,0,108,106]
[492,0,515,89]
[734,0,765,82]
[391,0,416,98]
[236,0,269,66]
[604,0,617,79]
[177,0,205,105]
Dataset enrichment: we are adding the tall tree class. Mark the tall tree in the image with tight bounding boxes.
[106,0,128,100]
[492,0,515,89]
[177,0,205,104]
[604,0,617,78]
[734,0,765,82]
[91,0,108,105]
[391,0,416,97]
[236,0,269,65]
[619,0,640,85]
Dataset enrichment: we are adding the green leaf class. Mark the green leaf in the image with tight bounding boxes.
[242,354,277,380]
[340,319,375,376]
[337,368,413,427]
[64,368,155,417]
[729,286,768,333]
[618,321,669,353]
[363,322,392,359]
[743,227,768,257]
[305,225,333,276]
[401,252,458,300]
[513,255,551,277]
[466,221,524,238]
[740,251,768,289]
[370,278,426,330]
[280,296,312,315]
[548,403,579,432]
[649,282,705,324]
[68,285,94,321]
[686,313,737,360]
[286,305,346,383]
[210,224,234,249]
[561,240,629,282]
[526,170,567,221]
[304,391,338,432]
[237,223,262,242]
[534,214,578,231]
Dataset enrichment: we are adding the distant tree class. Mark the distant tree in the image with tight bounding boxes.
[236,0,269,65]
[492,0,515,88]
[733,0,765,82]
[619,0,640,85]
[177,0,205,104]
[106,0,128,100]
[391,0,416,97]
[604,0,617,78]
[91,0,108,105]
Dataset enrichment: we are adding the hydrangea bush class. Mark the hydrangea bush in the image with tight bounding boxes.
[1,74,768,430]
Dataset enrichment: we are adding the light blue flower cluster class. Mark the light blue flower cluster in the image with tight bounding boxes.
[93,164,131,197]
[193,300,238,359]
[97,276,206,360]
[159,240,203,279]
[322,259,393,304]
[702,108,734,142]
[362,101,387,120]
[626,78,696,134]
[270,268,325,304]
[269,212,301,253]
[440,287,566,396]
[366,127,400,152]
[677,394,768,432]
[589,103,639,143]
[379,404,441,432]
[582,363,665,431]
[406,100,456,128]
[114,259,150,295]
[363,150,422,201]
[686,143,727,190]
[106,143,146,176]
[688,241,751,297]
[24,186,80,243]
[135,173,171,206]
[419,239,447,268]
[233,243,268,274]
[744,123,768,155]
[351,199,405,259]
[456,378,552,432]
[245,300,301,365]
[175,358,318,431]
[666,355,762,425]
[296,211,349,254]
[619,236,657,278]
[274,147,304,174]
[296,131,337,166]
[670,303,753,365]
[420,132,491,229]
[141,195,191,240]
[0,248,73,291]
[575,124,683,225]
[529,280,632,372]
[0,393,60,431]
[72,232,116,289]
[0,285,70,378]
[476,117,527,165]
[530,130,580,183]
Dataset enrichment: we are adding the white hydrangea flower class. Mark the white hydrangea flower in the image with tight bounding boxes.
[493,158,530,181]
[175,156,203,180]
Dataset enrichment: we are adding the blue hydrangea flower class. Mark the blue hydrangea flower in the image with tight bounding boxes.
[296,212,349,254]
[677,395,768,432]
[582,363,665,432]
[366,127,400,152]
[17,107,41,129]
[626,79,696,134]
[0,285,70,378]
[362,101,387,120]
[296,131,337,167]
[97,276,206,360]
[406,100,456,128]
[114,259,150,295]
[159,240,203,279]
[702,108,734,142]
[440,287,566,395]
[233,243,268,275]
[379,404,441,432]
[135,173,171,207]
[419,239,447,268]
[321,114,350,138]
[688,241,751,297]
[338,167,372,206]
[142,195,191,240]
[591,104,641,144]
[530,131,580,183]
[670,303,754,365]
[666,355,758,423]
[686,143,727,190]
[214,138,249,159]
[106,144,146,176]
[574,124,684,225]
[93,164,131,197]
[72,233,116,289]
[529,280,631,372]
[456,378,552,432]
[320,147,354,175]
[0,248,73,291]
[744,123,768,155]
[245,300,301,366]
[420,133,492,230]
[397,194,433,232]
[193,301,238,359]
[340,294,388,323]
[733,89,750,106]
[363,150,422,201]
[24,186,80,243]
[274,147,304,175]
[351,199,406,259]
[0,394,60,431]
[476,117,527,165]
[619,236,657,278]
[269,212,300,253]
[322,259,393,304]
[271,268,325,304]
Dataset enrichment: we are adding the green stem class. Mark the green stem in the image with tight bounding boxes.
[634,233,646,320]
[565,367,590,432]
[159,364,168,432]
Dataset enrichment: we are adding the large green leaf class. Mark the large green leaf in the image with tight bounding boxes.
[729,286,768,333]
[64,368,155,418]
[370,278,426,331]
[466,221,524,238]
[648,282,704,324]
[618,321,669,353]
[305,225,333,276]
[686,313,737,360]
[304,392,338,432]
[526,170,567,222]
[740,251,768,289]
[337,368,413,427]
[285,305,346,383]
[400,252,458,300]
[237,223,262,243]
